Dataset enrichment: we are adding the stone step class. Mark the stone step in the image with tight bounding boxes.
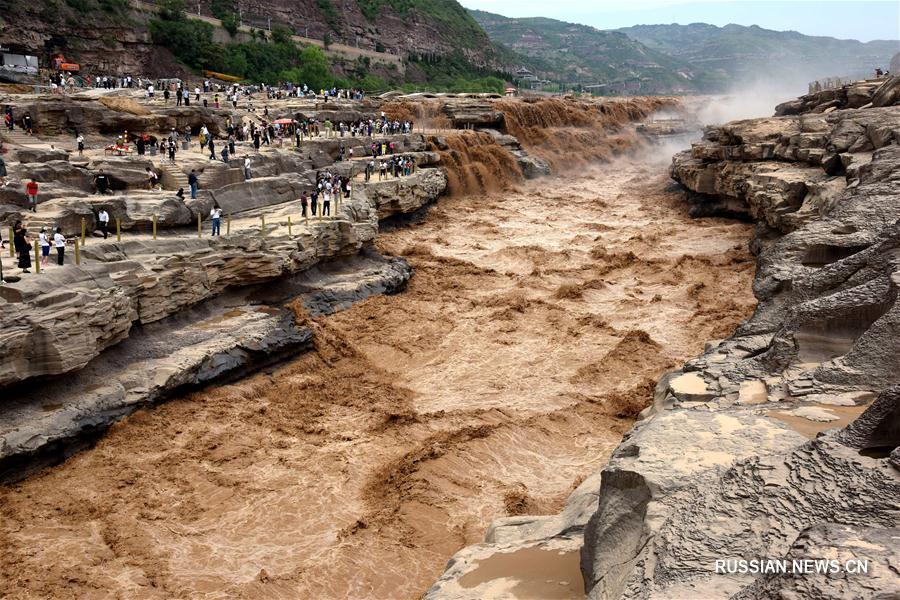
[1,130,42,147]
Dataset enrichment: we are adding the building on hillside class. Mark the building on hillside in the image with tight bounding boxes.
[515,67,541,90]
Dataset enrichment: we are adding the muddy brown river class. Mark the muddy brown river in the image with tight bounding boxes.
[0,157,756,598]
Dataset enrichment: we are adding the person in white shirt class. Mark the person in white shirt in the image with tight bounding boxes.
[39,227,50,267]
[244,157,252,180]
[210,205,222,236]
[53,227,66,266]
[98,209,110,239]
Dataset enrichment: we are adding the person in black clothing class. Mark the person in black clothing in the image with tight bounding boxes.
[136,135,145,155]
[310,189,318,216]
[208,137,215,160]
[188,170,198,199]
[300,192,308,217]
[14,225,31,272]
[94,169,110,194]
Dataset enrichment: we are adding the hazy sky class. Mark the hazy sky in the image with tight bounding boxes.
[461,1,900,42]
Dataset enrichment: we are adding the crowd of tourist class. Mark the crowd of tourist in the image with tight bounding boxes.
[0,78,429,278]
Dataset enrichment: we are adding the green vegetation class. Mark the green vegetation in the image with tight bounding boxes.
[209,0,235,19]
[149,0,338,87]
[316,0,341,31]
[406,51,507,93]
[221,13,239,36]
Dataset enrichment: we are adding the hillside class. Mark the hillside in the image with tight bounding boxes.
[0,0,515,90]
[618,23,899,85]
[470,9,703,94]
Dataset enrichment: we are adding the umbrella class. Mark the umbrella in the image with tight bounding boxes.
[273,118,296,125]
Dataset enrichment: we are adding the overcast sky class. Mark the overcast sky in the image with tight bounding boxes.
[461,1,900,42]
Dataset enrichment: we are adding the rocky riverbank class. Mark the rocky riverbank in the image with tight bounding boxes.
[429,77,900,598]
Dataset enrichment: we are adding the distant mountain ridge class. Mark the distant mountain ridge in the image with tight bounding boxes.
[470,8,899,93]
[618,23,899,84]
[470,9,705,94]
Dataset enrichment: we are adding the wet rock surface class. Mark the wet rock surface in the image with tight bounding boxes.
[573,78,900,599]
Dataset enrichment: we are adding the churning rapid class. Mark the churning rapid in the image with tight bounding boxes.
[1,100,756,598]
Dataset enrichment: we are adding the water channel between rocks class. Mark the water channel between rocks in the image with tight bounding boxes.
[0,156,757,598]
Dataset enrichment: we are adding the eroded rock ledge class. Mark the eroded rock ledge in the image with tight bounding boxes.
[429,77,900,599]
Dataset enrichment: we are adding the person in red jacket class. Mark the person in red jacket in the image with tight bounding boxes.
[25,179,38,212]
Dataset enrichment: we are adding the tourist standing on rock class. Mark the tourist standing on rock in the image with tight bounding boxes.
[228,134,236,156]
[76,132,85,157]
[244,157,252,180]
[220,144,229,163]
[164,88,170,104]
[188,170,198,199]
[94,169,110,195]
[53,227,65,266]
[98,208,110,239]
[210,204,222,236]
[322,189,331,216]
[4,106,13,131]
[14,225,31,273]
[310,188,318,216]
[25,179,38,212]
[300,191,308,217]
[39,227,50,268]
[167,139,177,162]
[208,136,216,160]
[23,113,33,135]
